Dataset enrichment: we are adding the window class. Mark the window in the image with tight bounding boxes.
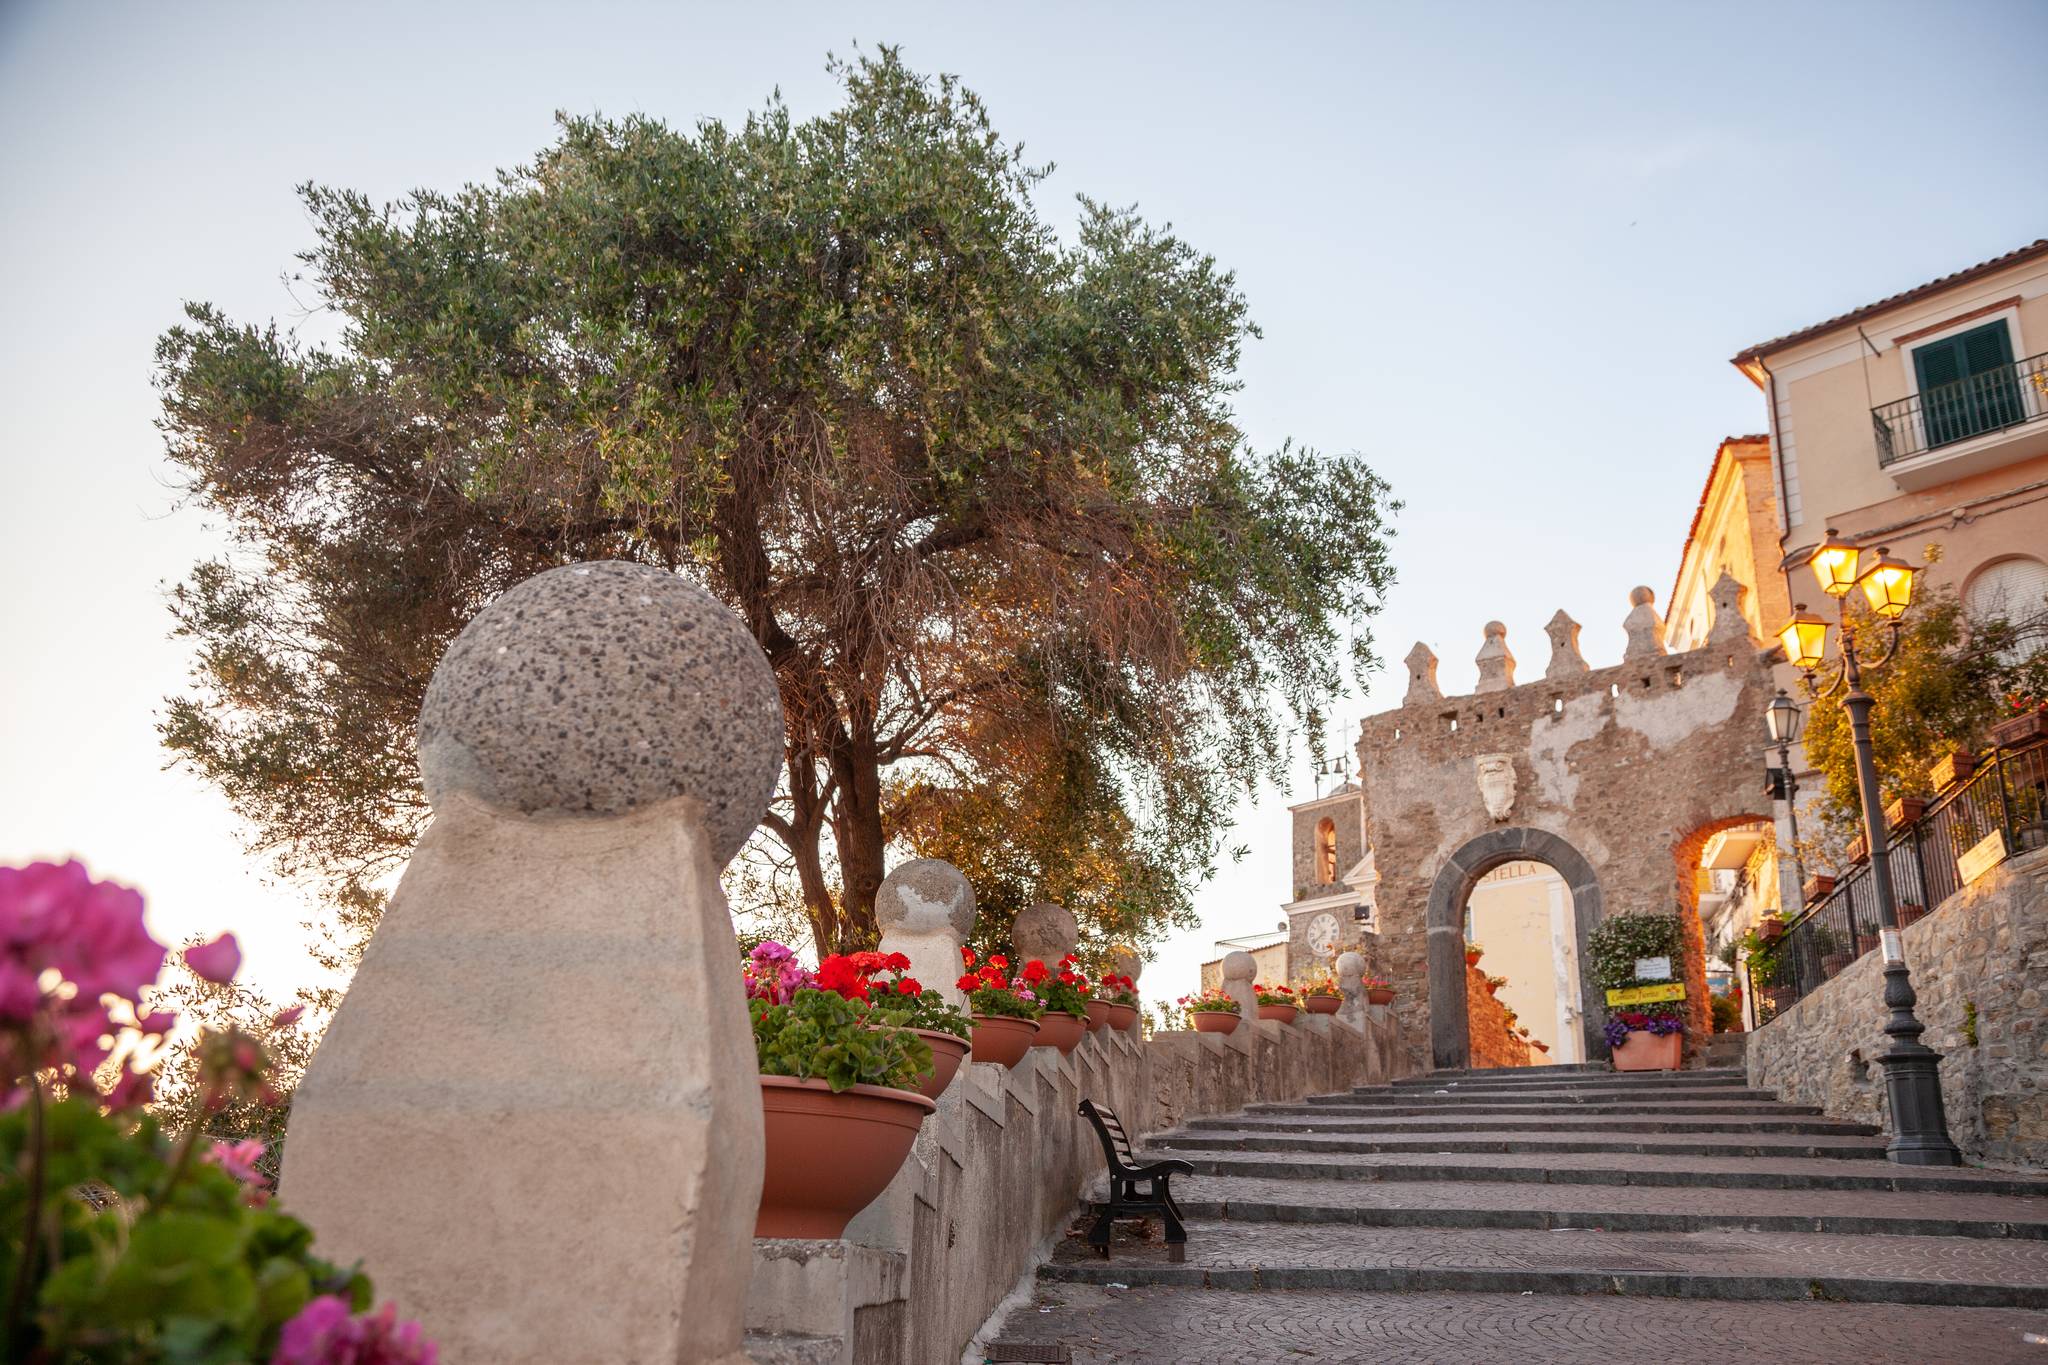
[1913,320,2022,449]
[1314,818,1337,884]
[1965,556,2048,662]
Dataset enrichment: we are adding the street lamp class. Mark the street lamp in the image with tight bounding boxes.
[1775,531,1961,1166]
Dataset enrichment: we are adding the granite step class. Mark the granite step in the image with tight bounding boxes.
[1386,1066,1748,1087]
[1123,1172,2048,1240]
[1189,1112,1879,1137]
[1155,1127,1889,1161]
[1323,1085,1787,1104]
[1253,1098,1827,1118]
[1154,1147,2048,1196]
[1039,1220,2048,1309]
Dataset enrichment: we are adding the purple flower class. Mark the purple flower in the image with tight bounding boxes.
[184,933,241,985]
[273,1296,438,1364]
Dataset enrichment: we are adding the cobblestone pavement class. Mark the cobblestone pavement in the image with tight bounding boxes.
[995,1284,2048,1364]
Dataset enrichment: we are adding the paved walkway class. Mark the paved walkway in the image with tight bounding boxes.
[983,1064,2048,1362]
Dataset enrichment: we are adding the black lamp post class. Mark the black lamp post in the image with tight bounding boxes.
[1762,686,1807,905]
[1777,531,1961,1167]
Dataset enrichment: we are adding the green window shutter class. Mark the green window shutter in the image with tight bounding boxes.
[1915,321,2018,448]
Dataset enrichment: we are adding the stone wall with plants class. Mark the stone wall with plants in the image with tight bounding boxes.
[1464,962,1533,1069]
[1747,847,2048,1168]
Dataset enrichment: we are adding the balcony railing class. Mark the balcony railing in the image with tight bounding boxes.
[1747,732,2048,1026]
[1873,351,2048,466]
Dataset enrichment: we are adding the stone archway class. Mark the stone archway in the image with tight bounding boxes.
[1426,827,1604,1069]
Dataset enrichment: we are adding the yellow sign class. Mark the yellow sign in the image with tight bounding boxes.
[1605,983,1686,1006]
[1958,829,2008,886]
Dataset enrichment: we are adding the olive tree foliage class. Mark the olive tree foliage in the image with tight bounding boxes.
[156,50,1398,958]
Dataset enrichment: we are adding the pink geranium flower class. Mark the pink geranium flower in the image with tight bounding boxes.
[203,1137,269,1190]
[273,1296,438,1365]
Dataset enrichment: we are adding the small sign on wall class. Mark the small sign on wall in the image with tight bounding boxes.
[1606,983,1686,1006]
[1633,955,1673,981]
[1958,829,2009,886]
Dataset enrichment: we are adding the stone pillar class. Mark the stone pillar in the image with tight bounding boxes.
[1473,621,1515,693]
[1013,900,1079,964]
[1403,642,1442,706]
[1707,570,1752,644]
[1335,949,1367,1030]
[1543,610,1588,679]
[1221,950,1258,1021]
[281,562,783,1365]
[1623,585,1667,660]
[876,859,977,1010]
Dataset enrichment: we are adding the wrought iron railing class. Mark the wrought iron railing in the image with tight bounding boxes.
[1748,732,2048,1025]
[1873,351,2048,466]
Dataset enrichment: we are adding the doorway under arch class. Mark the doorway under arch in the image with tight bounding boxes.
[1426,827,1605,1070]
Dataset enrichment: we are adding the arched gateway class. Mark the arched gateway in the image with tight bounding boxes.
[1347,576,1778,1075]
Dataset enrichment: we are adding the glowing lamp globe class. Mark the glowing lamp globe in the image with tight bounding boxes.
[1807,531,1864,598]
[1765,689,1803,745]
[1777,608,1829,672]
[1856,549,1919,620]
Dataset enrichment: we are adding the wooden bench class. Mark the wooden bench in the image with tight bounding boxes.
[1077,1099,1192,1260]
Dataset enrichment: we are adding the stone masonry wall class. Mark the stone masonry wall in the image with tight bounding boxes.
[747,1009,1409,1362]
[1747,847,2048,1169]
[1466,963,1533,1069]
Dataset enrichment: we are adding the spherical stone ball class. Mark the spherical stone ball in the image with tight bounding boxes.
[1110,946,1143,983]
[1220,950,1257,983]
[876,860,977,939]
[1335,950,1367,986]
[1012,901,1079,963]
[1629,585,1656,608]
[418,561,783,866]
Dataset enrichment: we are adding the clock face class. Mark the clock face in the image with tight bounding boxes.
[1306,912,1340,958]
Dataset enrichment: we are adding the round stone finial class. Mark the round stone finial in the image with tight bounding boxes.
[876,859,976,939]
[1630,585,1656,607]
[1335,950,1366,986]
[418,561,783,866]
[1220,950,1257,983]
[1110,946,1143,983]
[1483,620,1506,638]
[1012,901,1079,963]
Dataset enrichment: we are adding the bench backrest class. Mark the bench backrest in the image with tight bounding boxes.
[1078,1099,1139,1172]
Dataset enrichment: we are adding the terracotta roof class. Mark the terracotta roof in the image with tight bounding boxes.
[1668,436,1770,617]
[1731,238,2048,365]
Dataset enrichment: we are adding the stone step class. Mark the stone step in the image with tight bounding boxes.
[1369,1076,1756,1096]
[1191,1113,1878,1137]
[1156,1128,1888,1161]
[1329,1085,1786,1104]
[1129,1172,2048,1240]
[1004,1285,2048,1361]
[1253,1099,1826,1118]
[1154,1148,2048,1197]
[1388,1066,1749,1087]
[1039,1221,2048,1309]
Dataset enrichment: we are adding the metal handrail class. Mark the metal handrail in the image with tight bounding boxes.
[1748,730,2048,1024]
[1871,351,2048,466]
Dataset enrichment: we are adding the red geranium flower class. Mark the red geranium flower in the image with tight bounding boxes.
[961,947,976,967]
[815,955,870,1001]
[1021,960,1048,984]
[956,973,981,992]
[988,954,1009,970]
[898,977,922,995]
[885,952,912,972]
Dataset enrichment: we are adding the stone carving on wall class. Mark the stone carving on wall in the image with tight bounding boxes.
[1707,571,1751,644]
[1543,609,1588,678]
[1623,585,1667,660]
[1475,753,1517,822]
[1473,621,1515,693]
[1403,642,1441,706]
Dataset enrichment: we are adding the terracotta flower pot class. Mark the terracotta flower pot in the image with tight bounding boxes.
[1930,750,1977,791]
[1990,710,2048,746]
[1084,999,1113,1032]
[1190,1010,1239,1034]
[1366,987,1394,1006]
[756,1077,936,1239]
[1304,993,1341,1015]
[1610,1029,1681,1072]
[1464,950,1482,967]
[910,1028,971,1100]
[1034,1010,1088,1054]
[969,1013,1040,1068]
[1256,1004,1298,1024]
[1885,795,1928,830]
[1104,1002,1140,1033]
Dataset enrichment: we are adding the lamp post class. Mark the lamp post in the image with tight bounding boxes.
[1763,686,1807,901]
[1776,530,1961,1166]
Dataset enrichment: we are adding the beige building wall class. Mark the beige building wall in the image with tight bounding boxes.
[1734,244,2048,632]
[1464,860,1583,1062]
[1665,436,1794,653]
[1197,941,1288,997]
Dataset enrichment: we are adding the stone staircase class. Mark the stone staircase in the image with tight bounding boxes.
[992,1065,2048,1361]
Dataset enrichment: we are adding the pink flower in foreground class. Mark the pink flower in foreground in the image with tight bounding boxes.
[273,1005,305,1029]
[273,1296,438,1365]
[203,1137,269,1190]
[184,933,241,985]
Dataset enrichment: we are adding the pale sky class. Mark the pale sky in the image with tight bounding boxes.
[3,0,2044,1009]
